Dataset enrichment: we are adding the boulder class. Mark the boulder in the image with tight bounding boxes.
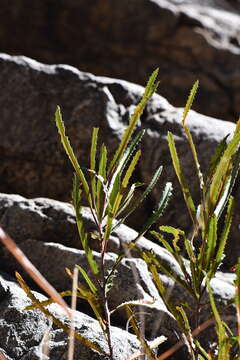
[0,193,237,356]
[0,54,239,267]
[0,1,239,121]
[0,272,143,360]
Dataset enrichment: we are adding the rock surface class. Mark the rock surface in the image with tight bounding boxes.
[0,272,142,360]
[0,193,237,355]
[0,55,239,267]
[0,1,239,121]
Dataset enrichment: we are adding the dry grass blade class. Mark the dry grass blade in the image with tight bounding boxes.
[127,336,167,360]
[39,320,52,360]
[156,318,215,360]
[0,352,7,360]
[0,226,71,318]
[68,266,79,360]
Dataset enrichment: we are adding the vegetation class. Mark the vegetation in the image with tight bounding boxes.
[1,70,240,359]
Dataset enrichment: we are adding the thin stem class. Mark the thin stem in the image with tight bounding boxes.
[97,220,114,360]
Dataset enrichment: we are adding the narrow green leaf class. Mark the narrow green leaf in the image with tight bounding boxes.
[76,264,98,295]
[206,278,231,359]
[77,283,106,335]
[122,150,141,188]
[115,183,139,218]
[111,150,141,218]
[206,132,240,216]
[137,247,196,298]
[205,135,229,186]
[55,106,91,205]
[115,165,163,225]
[73,176,99,276]
[90,128,99,206]
[109,69,159,175]
[176,306,195,355]
[206,278,222,326]
[132,182,173,243]
[235,258,240,349]
[167,131,196,224]
[214,150,240,219]
[182,80,199,126]
[183,126,204,192]
[98,144,107,180]
[90,128,99,172]
[151,230,174,254]
[96,144,108,220]
[204,214,217,272]
[109,173,121,210]
[158,226,193,288]
[210,196,234,276]
[107,130,144,202]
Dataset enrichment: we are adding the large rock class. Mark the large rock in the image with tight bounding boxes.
[0,55,239,267]
[0,1,239,121]
[0,272,143,360]
[0,194,237,357]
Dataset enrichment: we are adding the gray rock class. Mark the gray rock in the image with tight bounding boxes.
[0,193,238,356]
[0,272,142,360]
[0,54,239,266]
[0,1,239,121]
[2,239,180,343]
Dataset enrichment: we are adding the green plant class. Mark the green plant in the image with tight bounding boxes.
[135,83,240,359]
[3,71,239,360]
[14,69,170,359]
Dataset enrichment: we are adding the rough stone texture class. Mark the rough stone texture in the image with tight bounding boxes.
[0,193,238,357]
[0,1,239,121]
[2,240,180,342]
[0,193,182,273]
[0,272,142,360]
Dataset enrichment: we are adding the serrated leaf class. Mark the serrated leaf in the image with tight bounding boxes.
[55,106,91,206]
[109,69,159,175]
[72,176,99,276]
[206,278,231,359]
[176,306,195,355]
[151,230,174,254]
[205,135,229,186]
[111,150,141,218]
[132,182,173,243]
[167,131,196,224]
[206,132,240,217]
[90,128,99,206]
[210,196,234,276]
[90,128,99,172]
[204,214,217,272]
[235,258,240,349]
[182,80,199,126]
[96,144,108,220]
[115,165,163,226]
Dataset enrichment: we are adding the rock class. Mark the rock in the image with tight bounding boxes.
[0,193,237,353]
[0,272,142,360]
[0,193,181,272]
[0,54,239,267]
[2,239,180,343]
[0,1,239,121]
